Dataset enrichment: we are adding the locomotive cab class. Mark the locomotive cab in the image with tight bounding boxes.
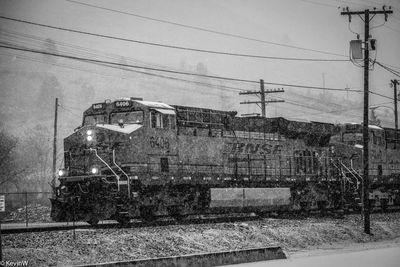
[52,98,178,224]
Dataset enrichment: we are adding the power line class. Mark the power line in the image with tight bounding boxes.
[0,43,364,92]
[0,28,188,73]
[4,34,391,114]
[262,80,360,92]
[299,0,340,8]
[0,39,390,124]
[1,52,354,118]
[273,93,359,115]
[0,30,364,98]
[369,91,395,100]
[1,39,392,105]
[0,16,349,62]
[378,61,400,70]
[0,43,259,84]
[328,0,371,8]
[375,60,400,78]
[0,28,358,97]
[3,41,377,117]
[66,0,348,58]
[3,47,385,121]
[384,24,400,34]
[0,40,251,94]
[5,15,394,96]
[376,61,400,74]
[6,49,356,115]
[1,49,247,94]
[0,29,281,95]
[58,104,81,118]
[287,100,394,120]
[3,47,371,117]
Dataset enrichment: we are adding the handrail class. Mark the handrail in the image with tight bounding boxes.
[77,183,89,194]
[89,148,120,191]
[113,149,130,197]
[350,166,362,190]
[350,166,362,179]
[340,160,362,180]
[332,161,352,185]
[112,150,130,179]
[339,160,361,189]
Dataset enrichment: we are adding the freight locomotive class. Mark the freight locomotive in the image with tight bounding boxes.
[50,97,400,225]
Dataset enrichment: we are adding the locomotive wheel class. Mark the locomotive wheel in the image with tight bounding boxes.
[116,216,130,225]
[87,218,99,226]
[168,205,186,221]
[299,201,311,215]
[381,199,388,211]
[140,207,156,222]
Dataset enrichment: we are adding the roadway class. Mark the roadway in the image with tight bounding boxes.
[225,242,400,267]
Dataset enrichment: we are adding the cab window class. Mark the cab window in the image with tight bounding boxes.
[84,114,108,125]
[151,111,162,128]
[110,111,143,125]
[150,111,175,129]
[343,133,362,146]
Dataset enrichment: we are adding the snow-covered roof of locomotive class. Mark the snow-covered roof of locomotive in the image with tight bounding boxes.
[368,125,383,130]
[134,100,174,110]
[341,122,384,130]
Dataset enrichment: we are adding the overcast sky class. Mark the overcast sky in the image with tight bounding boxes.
[1,0,400,131]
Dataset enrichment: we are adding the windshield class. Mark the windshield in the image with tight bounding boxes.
[343,133,363,146]
[84,114,108,126]
[110,111,144,125]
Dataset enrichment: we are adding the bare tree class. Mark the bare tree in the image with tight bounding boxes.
[20,125,53,191]
[0,128,27,190]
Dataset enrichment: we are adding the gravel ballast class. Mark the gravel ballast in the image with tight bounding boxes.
[3,213,400,266]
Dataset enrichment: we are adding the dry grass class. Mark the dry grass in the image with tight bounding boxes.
[3,213,400,266]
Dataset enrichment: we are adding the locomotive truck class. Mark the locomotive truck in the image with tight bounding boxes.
[50,97,400,225]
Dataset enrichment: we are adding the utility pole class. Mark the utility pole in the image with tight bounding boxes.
[239,79,284,117]
[392,79,399,131]
[341,6,393,235]
[261,80,266,117]
[52,98,58,196]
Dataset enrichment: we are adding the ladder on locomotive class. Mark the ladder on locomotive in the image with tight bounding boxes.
[89,148,131,198]
[112,149,131,198]
[332,159,362,208]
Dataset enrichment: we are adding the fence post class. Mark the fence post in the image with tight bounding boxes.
[0,199,3,262]
[0,221,2,261]
[73,203,76,240]
[25,191,28,228]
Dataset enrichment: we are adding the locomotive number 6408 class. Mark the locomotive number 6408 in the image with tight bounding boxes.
[149,136,170,150]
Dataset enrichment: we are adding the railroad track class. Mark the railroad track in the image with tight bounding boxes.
[1,213,260,234]
[3,207,399,234]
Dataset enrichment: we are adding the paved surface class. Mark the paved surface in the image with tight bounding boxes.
[226,244,400,267]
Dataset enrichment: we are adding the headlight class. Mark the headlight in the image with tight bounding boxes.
[58,169,68,177]
[86,129,94,141]
[91,167,99,175]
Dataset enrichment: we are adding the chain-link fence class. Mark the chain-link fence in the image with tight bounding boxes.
[0,192,53,226]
